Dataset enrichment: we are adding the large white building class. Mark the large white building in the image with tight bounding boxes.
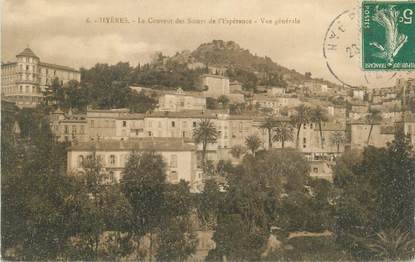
[67,138,203,192]
[1,47,81,108]
[200,74,230,98]
[158,88,207,112]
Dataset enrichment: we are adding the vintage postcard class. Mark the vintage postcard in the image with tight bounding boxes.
[1,0,415,261]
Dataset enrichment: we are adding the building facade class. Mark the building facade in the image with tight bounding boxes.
[1,48,81,108]
[158,88,207,112]
[67,138,203,192]
[200,74,230,98]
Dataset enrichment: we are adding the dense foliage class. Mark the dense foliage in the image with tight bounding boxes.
[334,131,415,260]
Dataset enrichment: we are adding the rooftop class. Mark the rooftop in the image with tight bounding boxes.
[201,74,229,80]
[145,109,226,119]
[70,138,197,152]
[16,47,38,58]
[39,62,79,73]
[1,62,17,66]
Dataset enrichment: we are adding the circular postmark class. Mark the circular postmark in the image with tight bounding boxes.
[323,8,412,88]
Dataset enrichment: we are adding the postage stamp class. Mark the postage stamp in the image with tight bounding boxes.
[362,1,415,70]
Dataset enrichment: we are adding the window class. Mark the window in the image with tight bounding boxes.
[170,171,178,182]
[109,155,116,166]
[64,125,69,134]
[193,121,197,128]
[313,167,319,173]
[148,131,152,137]
[80,125,85,135]
[303,137,306,143]
[310,123,313,128]
[26,65,29,71]
[97,155,105,164]
[183,131,186,137]
[77,155,84,167]
[171,121,175,127]
[170,155,178,168]
[122,121,127,127]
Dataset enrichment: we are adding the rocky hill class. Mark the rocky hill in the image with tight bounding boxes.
[169,40,340,89]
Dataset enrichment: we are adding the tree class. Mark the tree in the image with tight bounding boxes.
[245,134,262,156]
[357,227,415,260]
[1,111,86,260]
[376,130,415,233]
[366,108,382,145]
[260,117,278,149]
[260,149,310,193]
[309,106,329,149]
[333,148,379,259]
[217,95,230,109]
[272,121,294,148]
[76,153,113,260]
[43,78,64,109]
[192,119,218,169]
[128,91,158,113]
[121,151,167,261]
[291,105,310,149]
[334,132,415,259]
[156,217,198,262]
[330,131,345,153]
[157,181,198,261]
[208,153,281,261]
[230,145,246,159]
[197,180,223,229]
[206,97,219,110]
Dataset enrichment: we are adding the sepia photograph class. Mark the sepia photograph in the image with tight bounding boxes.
[1,0,415,261]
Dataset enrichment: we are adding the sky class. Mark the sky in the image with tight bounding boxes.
[4,0,410,87]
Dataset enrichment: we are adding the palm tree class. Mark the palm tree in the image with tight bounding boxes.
[230,145,246,159]
[290,105,310,149]
[272,121,294,148]
[355,227,415,260]
[260,117,278,149]
[245,135,262,157]
[366,108,382,145]
[309,106,329,149]
[330,131,345,153]
[193,118,218,168]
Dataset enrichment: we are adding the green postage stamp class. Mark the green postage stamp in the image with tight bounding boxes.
[362,1,415,70]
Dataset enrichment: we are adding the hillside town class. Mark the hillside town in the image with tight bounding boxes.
[2,43,415,261]
[4,47,415,188]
